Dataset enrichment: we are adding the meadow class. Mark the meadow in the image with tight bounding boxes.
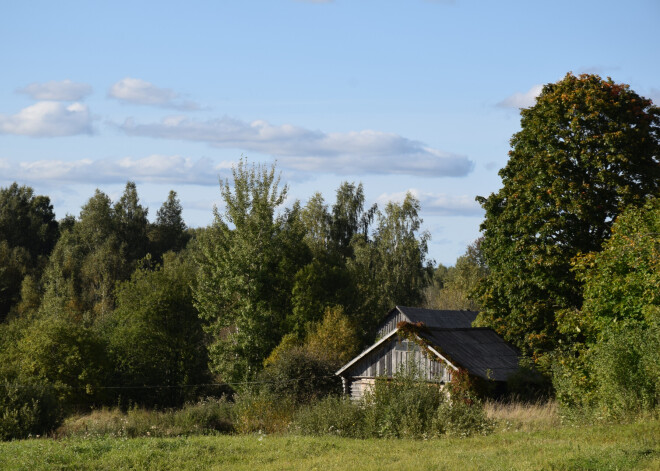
[1,403,658,471]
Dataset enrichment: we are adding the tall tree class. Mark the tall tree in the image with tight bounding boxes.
[0,184,59,321]
[109,251,208,407]
[330,182,376,257]
[350,193,431,336]
[476,73,660,357]
[0,183,58,258]
[149,190,190,259]
[41,189,128,322]
[194,159,307,383]
[114,181,149,265]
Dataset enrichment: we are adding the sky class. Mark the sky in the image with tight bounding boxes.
[1,0,659,266]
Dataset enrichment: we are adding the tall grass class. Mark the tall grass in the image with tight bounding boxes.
[485,400,559,432]
[55,397,233,438]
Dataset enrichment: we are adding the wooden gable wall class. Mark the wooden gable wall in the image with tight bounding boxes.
[344,335,450,383]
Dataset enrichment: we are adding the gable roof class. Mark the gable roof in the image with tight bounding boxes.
[418,327,520,381]
[337,306,520,382]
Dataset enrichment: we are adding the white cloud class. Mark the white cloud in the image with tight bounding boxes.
[377,189,483,216]
[497,84,543,109]
[0,101,93,137]
[109,78,199,110]
[121,117,474,177]
[0,155,231,186]
[17,80,92,101]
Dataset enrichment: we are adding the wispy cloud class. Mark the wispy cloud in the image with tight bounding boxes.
[109,78,199,110]
[377,189,483,216]
[497,84,543,109]
[0,155,232,186]
[17,80,92,101]
[0,101,93,137]
[120,116,474,177]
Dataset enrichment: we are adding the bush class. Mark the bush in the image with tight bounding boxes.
[554,321,660,422]
[231,390,295,434]
[292,395,365,437]
[0,376,60,440]
[258,347,341,404]
[433,398,494,437]
[361,365,446,438]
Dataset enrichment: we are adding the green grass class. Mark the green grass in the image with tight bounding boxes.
[1,419,658,470]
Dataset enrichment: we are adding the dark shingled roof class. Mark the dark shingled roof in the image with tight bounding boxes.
[419,327,520,381]
[394,306,478,329]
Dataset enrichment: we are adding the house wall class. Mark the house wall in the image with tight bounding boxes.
[342,336,450,400]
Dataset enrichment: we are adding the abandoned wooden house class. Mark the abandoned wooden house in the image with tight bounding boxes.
[336,306,520,400]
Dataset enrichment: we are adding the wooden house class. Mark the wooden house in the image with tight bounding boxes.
[336,306,520,400]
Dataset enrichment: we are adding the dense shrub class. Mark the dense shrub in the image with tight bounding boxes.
[292,365,493,439]
[362,370,445,438]
[258,347,341,403]
[554,321,660,421]
[433,398,493,437]
[0,376,60,440]
[292,395,365,437]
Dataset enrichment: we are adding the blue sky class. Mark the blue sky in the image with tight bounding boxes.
[1,0,659,265]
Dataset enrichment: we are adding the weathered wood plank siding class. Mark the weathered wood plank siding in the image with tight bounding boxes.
[348,336,448,382]
[376,310,406,339]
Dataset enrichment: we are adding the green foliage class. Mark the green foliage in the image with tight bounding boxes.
[476,73,660,357]
[258,347,341,404]
[424,238,487,311]
[0,183,58,322]
[195,159,309,383]
[349,193,431,336]
[303,306,359,369]
[0,183,59,259]
[108,251,209,407]
[288,257,352,336]
[148,190,190,261]
[113,181,150,264]
[558,198,660,345]
[554,321,660,421]
[40,189,127,321]
[329,182,376,257]
[362,367,446,438]
[0,242,30,321]
[292,395,365,437]
[12,315,110,408]
[0,376,60,440]
[552,200,660,421]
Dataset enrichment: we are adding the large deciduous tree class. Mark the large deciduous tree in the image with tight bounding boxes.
[194,159,308,383]
[476,73,660,357]
[350,193,431,336]
[109,251,208,407]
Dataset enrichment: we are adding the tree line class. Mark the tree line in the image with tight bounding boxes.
[1,72,658,439]
[0,163,437,437]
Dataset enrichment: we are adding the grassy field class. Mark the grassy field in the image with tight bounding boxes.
[1,417,658,471]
